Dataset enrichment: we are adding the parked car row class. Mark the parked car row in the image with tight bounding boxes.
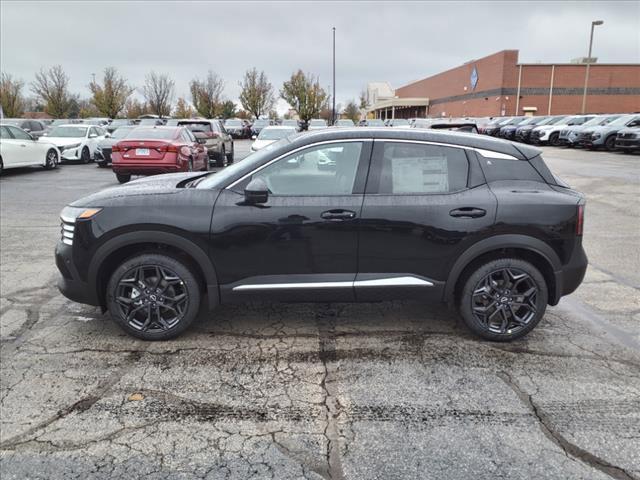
[479,114,640,152]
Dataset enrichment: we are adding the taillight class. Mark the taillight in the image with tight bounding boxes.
[576,205,585,236]
[112,145,120,152]
[167,144,178,153]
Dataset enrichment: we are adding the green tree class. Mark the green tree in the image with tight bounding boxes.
[343,100,360,123]
[220,100,236,119]
[239,68,275,119]
[89,67,133,118]
[280,70,328,123]
[142,71,174,118]
[0,73,25,117]
[123,98,150,119]
[30,65,73,117]
[174,97,195,118]
[190,71,224,118]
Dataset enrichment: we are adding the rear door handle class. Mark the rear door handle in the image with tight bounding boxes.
[449,207,486,218]
[321,209,356,221]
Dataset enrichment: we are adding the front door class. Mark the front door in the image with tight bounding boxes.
[210,140,372,302]
[357,140,497,301]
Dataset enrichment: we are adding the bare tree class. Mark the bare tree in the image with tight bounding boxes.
[30,65,73,117]
[0,73,25,118]
[280,70,328,123]
[239,68,275,119]
[123,98,151,119]
[190,71,224,118]
[89,67,134,118]
[142,71,175,118]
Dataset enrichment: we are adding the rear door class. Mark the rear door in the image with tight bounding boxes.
[356,140,497,301]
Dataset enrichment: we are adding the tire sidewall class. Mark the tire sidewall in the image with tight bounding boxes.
[459,258,548,342]
[45,149,58,169]
[106,253,201,341]
[81,147,90,164]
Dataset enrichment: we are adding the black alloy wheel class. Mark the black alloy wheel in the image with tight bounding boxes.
[107,253,201,340]
[549,132,560,146]
[81,147,91,164]
[45,149,58,169]
[460,258,547,341]
[216,146,225,168]
[604,135,616,151]
[226,144,234,164]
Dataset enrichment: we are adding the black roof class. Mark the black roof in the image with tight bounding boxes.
[290,127,541,160]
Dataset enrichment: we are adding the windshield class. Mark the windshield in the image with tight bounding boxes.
[138,118,160,126]
[48,126,87,137]
[126,128,177,140]
[197,136,295,189]
[111,126,136,139]
[337,120,354,126]
[539,116,564,126]
[226,119,242,127]
[253,120,269,127]
[367,119,385,126]
[50,120,69,127]
[310,120,327,126]
[110,119,129,126]
[180,122,212,133]
[257,127,296,140]
[609,115,636,127]
[282,120,298,127]
[392,119,409,126]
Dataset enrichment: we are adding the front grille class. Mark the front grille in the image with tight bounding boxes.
[618,132,636,139]
[559,129,569,138]
[60,216,75,246]
[102,148,112,162]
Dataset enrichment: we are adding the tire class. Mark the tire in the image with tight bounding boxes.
[106,253,202,341]
[458,258,548,342]
[604,135,616,151]
[81,147,91,164]
[226,143,234,164]
[44,149,58,169]
[549,132,560,146]
[187,159,193,172]
[216,146,225,168]
[97,161,108,168]
[201,157,208,172]
[116,173,131,183]
[0,157,3,175]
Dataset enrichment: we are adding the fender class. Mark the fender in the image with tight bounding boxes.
[89,230,219,309]
[443,234,562,303]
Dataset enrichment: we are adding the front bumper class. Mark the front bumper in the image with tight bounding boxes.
[55,242,100,306]
[60,147,82,161]
[615,138,640,151]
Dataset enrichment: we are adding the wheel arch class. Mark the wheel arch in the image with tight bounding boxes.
[89,230,219,310]
[445,234,562,306]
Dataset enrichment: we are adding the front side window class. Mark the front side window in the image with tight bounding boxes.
[252,141,363,196]
[7,126,32,140]
[372,142,469,194]
[0,126,12,138]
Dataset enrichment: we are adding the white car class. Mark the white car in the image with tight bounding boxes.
[40,124,107,163]
[307,119,328,131]
[530,115,594,146]
[250,126,297,152]
[0,124,60,173]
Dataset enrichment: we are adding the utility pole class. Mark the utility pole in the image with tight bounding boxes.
[581,20,603,114]
[332,27,336,125]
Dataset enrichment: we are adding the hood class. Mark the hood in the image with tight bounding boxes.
[41,136,83,147]
[251,139,275,151]
[70,172,208,207]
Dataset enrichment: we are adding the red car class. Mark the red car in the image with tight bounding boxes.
[111,126,208,183]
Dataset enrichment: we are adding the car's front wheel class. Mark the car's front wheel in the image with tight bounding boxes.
[81,147,91,164]
[216,146,225,168]
[44,149,58,169]
[459,258,547,341]
[604,135,616,151]
[226,143,234,164]
[106,253,202,340]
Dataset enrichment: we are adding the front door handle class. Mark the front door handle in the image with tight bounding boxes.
[449,207,486,218]
[321,209,356,221]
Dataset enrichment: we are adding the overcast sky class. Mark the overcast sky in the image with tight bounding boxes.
[1,1,638,114]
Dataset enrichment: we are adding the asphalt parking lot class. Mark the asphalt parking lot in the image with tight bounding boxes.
[1,141,639,479]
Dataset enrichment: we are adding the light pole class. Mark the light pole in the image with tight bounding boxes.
[581,20,603,114]
[332,27,336,125]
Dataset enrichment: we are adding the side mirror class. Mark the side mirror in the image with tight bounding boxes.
[23,128,31,133]
[251,135,257,140]
[244,177,269,204]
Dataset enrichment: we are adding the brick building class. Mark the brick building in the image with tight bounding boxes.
[370,50,640,119]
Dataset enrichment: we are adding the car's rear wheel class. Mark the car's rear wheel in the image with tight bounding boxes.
[106,253,201,340]
[459,258,547,341]
[116,173,131,183]
[81,147,91,164]
[0,157,4,175]
[604,135,616,151]
[226,144,234,164]
[549,132,560,146]
[216,146,225,168]
[44,149,58,169]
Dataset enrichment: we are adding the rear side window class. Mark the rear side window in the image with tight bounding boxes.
[370,142,469,194]
[477,156,544,183]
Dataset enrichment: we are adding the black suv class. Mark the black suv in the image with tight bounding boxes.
[55,128,587,341]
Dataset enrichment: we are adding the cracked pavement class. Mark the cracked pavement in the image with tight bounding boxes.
[1,142,639,479]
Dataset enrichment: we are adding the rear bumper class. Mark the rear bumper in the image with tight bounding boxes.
[552,242,588,305]
[113,163,182,174]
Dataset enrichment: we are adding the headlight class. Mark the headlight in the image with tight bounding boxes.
[60,206,102,223]
[60,143,81,151]
[592,133,601,139]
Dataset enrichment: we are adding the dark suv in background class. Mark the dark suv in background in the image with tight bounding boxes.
[56,128,587,342]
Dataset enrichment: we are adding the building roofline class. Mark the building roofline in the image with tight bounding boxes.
[517,62,640,67]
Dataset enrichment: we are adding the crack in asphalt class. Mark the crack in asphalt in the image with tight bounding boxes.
[498,371,639,480]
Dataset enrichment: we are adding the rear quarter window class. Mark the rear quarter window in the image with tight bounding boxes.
[478,157,544,183]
